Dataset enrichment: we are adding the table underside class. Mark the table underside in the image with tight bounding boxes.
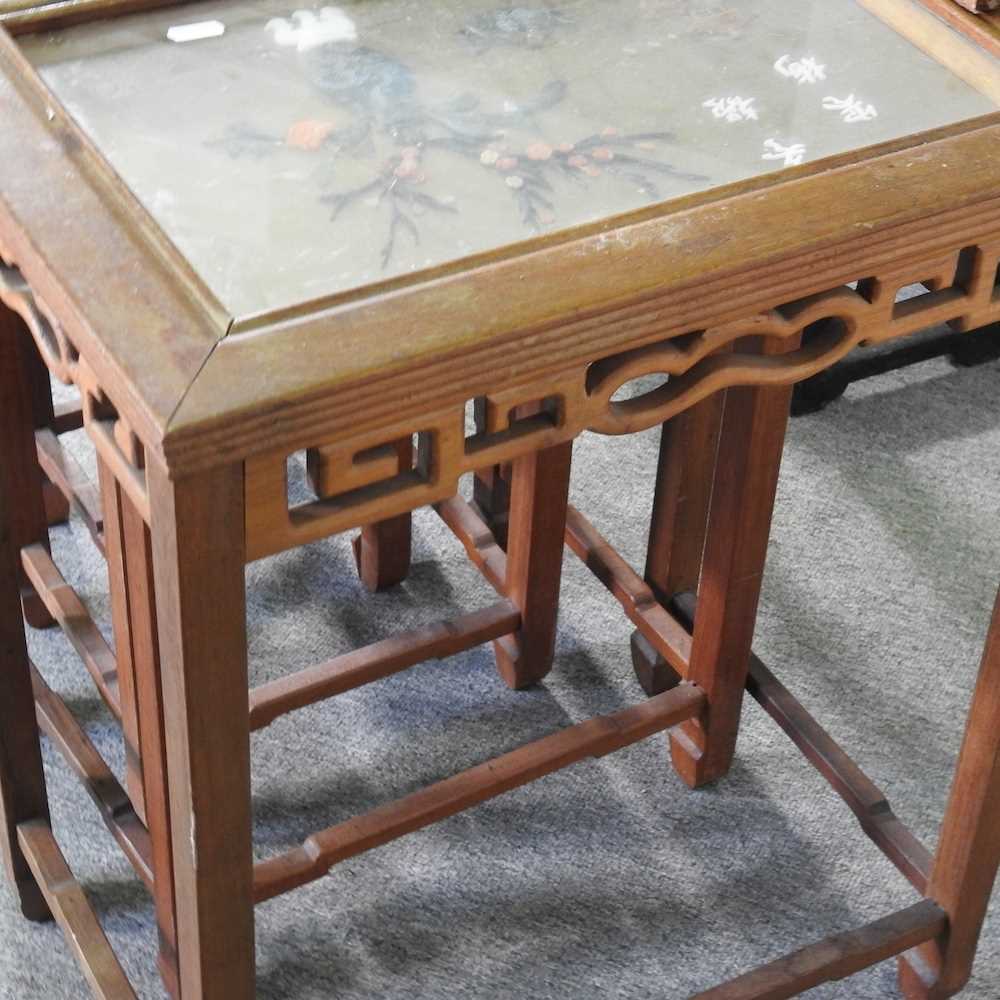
[16,0,998,315]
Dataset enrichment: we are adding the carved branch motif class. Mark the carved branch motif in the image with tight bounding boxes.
[247,241,1000,560]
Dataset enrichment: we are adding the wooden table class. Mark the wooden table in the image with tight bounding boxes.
[1,0,1000,997]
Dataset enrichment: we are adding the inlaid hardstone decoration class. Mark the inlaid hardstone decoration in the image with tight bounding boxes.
[20,0,996,313]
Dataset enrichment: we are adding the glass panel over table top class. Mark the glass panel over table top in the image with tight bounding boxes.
[19,0,998,316]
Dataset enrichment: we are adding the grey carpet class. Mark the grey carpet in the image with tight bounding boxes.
[2,347,998,998]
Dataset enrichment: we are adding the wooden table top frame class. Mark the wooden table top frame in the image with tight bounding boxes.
[2,0,1000,997]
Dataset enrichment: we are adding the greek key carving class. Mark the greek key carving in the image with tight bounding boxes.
[247,241,1000,559]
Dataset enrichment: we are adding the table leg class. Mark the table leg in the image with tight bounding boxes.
[0,306,55,629]
[631,395,725,694]
[493,440,573,689]
[149,458,255,999]
[472,397,512,551]
[101,454,180,996]
[898,586,1000,999]
[0,430,51,922]
[307,440,412,591]
[353,438,413,592]
[670,346,796,788]
[98,459,147,822]
[21,339,70,529]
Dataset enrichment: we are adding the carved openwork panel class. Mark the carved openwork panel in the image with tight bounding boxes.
[0,253,151,524]
[0,258,79,385]
[246,242,1000,561]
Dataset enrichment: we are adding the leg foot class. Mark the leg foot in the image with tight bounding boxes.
[493,440,572,689]
[669,344,797,788]
[630,631,682,697]
[352,514,411,592]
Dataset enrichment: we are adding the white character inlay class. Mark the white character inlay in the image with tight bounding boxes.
[703,96,759,123]
[822,94,878,123]
[774,54,826,85]
[761,138,806,167]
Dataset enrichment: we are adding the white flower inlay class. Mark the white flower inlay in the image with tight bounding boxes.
[822,94,878,123]
[774,54,826,85]
[266,7,357,51]
[703,96,759,124]
[762,138,806,167]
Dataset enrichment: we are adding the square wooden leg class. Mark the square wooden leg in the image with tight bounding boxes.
[670,340,797,788]
[100,454,180,996]
[898,586,1000,999]
[149,458,255,999]
[493,439,573,689]
[307,439,412,592]
[352,513,412,593]
[0,429,51,923]
[631,394,725,696]
[471,397,512,551]
[1,307,55,629]
[22,336,69,530]
[351,436,412,592]
[98,459,147,822]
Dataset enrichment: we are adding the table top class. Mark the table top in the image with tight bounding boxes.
[16,0,998,316]
[2,0,1000,474]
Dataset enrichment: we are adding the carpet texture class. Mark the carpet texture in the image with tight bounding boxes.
[1,348,998,999]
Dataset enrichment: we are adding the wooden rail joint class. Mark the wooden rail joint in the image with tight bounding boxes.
[245,242,1000,560]
[253,682,705,901]
[16,819,137,999]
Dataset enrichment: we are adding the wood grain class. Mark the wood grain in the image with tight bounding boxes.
[96,458,145,821]
[120,493,179,997]
[0,305,54,628]
[0,32,226,456]
[898,586,1000,997]
[17,819,136,999]
[0,428,49,921]
[435,495,508,595]
[746,653,932,892]
[249,600,521,730]
[37,427,103,551]
[308,436,413,591]
[149,458,254,1000]
[493,440,573,689]
[862,0,1000,88]
[643,398,724,603]
[30,662,153,890]
[20,542,121,718]
[254,682,705,901]
[1,0,190,33]
[692,899,946,1000]
[947,0,1000,14]
[914,1,1000,60]
[169,119,1000,475]
[671,339,797,789]
[630,397,723,695]
[564,505,693,680]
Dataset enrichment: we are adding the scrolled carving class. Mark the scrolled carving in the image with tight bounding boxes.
[583,290,865,435]
[0,260,79,384]
[245,241,1000,560]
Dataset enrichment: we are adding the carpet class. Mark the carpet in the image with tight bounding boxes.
[1,347,998,998]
